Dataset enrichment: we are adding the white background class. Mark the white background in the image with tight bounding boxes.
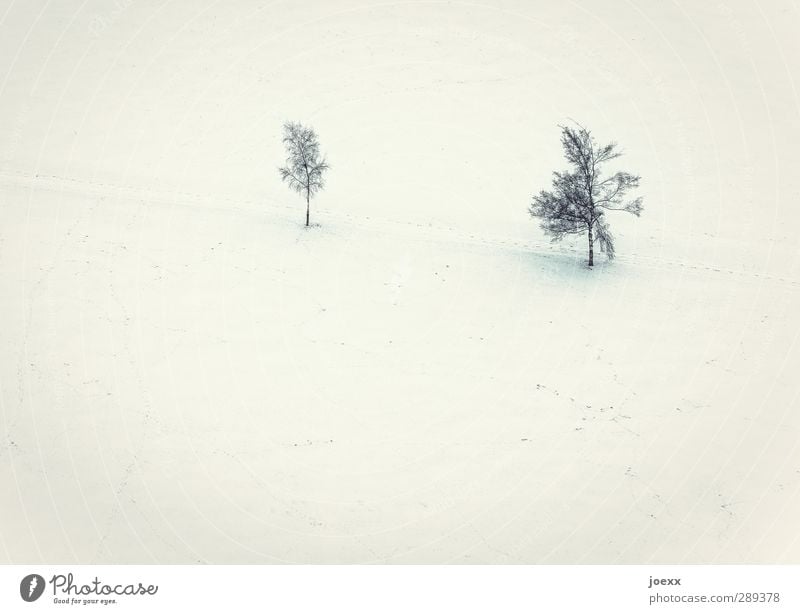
[0,565,799,613]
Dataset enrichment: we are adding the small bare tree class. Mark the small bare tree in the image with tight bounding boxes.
[530,124,643,266]
[278,121,329,227]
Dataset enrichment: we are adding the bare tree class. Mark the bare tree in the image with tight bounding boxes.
[278,121,330,227]
[529,123,643,266]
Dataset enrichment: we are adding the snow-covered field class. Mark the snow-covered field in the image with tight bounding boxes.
[1,0,799,563]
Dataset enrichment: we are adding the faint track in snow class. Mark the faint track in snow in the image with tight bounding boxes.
[2,169,798,290]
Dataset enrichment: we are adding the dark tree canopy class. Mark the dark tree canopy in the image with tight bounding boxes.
[278,121,329,227]
[530,124,642,265]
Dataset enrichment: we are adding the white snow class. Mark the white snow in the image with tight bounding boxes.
[1,0,799,563]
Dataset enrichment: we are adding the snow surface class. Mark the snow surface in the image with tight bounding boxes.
[1,0,799,563]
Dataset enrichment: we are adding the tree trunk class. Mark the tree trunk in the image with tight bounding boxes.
[587,225,594,267]
[305,190,310,227]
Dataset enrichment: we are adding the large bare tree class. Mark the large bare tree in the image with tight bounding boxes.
[530,124,643,266]
[278,121,330,227]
